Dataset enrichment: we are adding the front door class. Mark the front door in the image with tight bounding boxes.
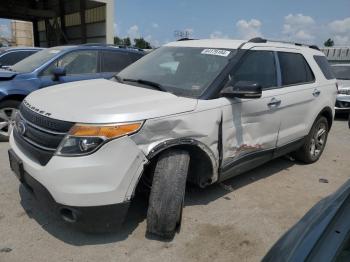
[39,50,101,88]
[220,49,281,180]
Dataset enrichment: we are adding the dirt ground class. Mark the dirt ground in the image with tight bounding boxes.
[0,117,349,262]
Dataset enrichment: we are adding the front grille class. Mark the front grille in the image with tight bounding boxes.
[13,104,74,166]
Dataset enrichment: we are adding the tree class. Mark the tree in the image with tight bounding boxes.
[324,38,334,47]
[113,36,132,46]
[133,37,152,49]
[114,36,122,45]
[123,37,131,47]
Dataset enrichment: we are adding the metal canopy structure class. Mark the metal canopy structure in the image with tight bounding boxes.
[0,0,114,47]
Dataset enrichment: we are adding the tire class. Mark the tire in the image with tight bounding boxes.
[294,116,329,164]
[146,149,190,239]
[0,100,21,142]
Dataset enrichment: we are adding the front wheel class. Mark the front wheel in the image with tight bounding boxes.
[0,100,21,142]
[146,149,190,239]
[294,116,329,164]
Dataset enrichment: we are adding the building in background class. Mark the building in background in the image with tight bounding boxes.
[321,47,350,64]
[11,20,34,46]
[0,0,115,47]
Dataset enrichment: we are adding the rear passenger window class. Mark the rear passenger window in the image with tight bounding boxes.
[0,51,36,66]
[233,50,277,89]
[314,55,335,80]
[278,52,314,86]
[101,51,131,73]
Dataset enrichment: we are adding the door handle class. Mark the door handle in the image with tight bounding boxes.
[313,89,321,97]
[267,98,281,108]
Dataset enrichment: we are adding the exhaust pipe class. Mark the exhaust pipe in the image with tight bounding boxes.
[59,207,79,223]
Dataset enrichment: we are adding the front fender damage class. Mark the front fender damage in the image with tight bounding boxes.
[131,109,222,185]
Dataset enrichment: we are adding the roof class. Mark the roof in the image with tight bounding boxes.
[0,47,43,52]
[166,38,324,55]
[52,44,145,54]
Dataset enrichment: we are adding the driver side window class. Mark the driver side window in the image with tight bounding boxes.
[232,50,277,89]
[42,50,98,76]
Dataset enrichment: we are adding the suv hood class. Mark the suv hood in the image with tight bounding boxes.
[25,79,198,123]
[0,69,17,80]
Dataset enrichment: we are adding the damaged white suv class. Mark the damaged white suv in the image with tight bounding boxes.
[8,38,337,238]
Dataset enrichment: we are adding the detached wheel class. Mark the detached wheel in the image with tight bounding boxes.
[0,100,21,142]
[146,149,190,239]
[294,116,329,163]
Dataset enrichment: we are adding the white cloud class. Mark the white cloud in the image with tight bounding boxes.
[145,34,160,47]
[113,23,119,35]
[282,14,315,42]
[236,19,262,39]
[152,22,159,29]
[210,31,229,39]
[127,25,140,39]
[328,17,350,45]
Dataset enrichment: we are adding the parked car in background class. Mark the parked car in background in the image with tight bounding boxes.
[264,179,350,262]
[0,44,145,140]
[0,47,43,69]
[332,64,350,112]
[8,38,336,238]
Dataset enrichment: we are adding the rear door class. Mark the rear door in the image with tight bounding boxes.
[100,51,141,79]
[273,50,318,147]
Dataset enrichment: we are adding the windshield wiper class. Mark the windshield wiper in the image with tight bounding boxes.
[113,75,123,83]
[122,78,167,92]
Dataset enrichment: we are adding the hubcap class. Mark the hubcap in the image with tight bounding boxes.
[309,122,327,158]
[0,107,18,138]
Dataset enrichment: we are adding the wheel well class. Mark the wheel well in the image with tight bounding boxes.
[139,144,215,193]
[319,107,333,130]
[0,94,26,103]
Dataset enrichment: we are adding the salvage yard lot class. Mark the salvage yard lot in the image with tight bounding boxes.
[0,118,349,262]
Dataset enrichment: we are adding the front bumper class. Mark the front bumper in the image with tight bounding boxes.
[335,94,350,112]
[18,166,130,231]
[10,133,147,207]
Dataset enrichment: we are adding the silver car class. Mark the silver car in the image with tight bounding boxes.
[332,64,350,112]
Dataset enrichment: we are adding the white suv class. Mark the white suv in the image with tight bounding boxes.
[8,38,337,238]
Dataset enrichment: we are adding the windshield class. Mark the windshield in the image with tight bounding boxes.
[332,65,350,80]
[117,46,234,98]
[11,47,66,73]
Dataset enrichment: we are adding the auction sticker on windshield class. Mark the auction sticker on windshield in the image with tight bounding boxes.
[201,49,231,57]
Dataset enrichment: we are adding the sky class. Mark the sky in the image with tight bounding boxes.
[1,0,350,47]
[114,0,350,47]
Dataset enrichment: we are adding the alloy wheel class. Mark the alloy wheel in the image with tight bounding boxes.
[0,107,18,138]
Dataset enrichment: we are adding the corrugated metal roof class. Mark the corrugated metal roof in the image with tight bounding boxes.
[321,47,350,61]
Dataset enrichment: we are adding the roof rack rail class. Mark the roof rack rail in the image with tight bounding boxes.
[177,38,197,41]
[248,37,320,51]
[81,43,115,47]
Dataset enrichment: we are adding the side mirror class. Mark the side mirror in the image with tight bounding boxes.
[220,81,262,99]
[52,67,66,81]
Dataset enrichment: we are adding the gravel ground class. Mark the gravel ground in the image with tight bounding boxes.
[0,117,349,262]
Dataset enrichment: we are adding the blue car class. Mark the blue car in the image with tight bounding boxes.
[0,45,145,140]
[0,47,43,69]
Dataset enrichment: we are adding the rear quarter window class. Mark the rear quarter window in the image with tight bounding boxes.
[278,52,315,86]
[314,55,335,80]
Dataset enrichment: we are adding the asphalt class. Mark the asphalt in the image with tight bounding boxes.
[0,117,349,262]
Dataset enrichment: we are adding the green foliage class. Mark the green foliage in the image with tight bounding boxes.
[133,38,152,49]
[324,38,334,47]
[114,36,132,46]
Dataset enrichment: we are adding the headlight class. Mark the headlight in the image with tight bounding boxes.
[56,122,143,156]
